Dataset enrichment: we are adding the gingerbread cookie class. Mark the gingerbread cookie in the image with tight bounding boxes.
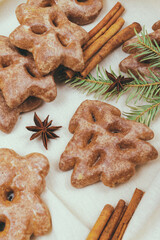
[27,0,103,25]
[152,20,160,31]
[119,54,160,82]
[121,29,160,54]
[119,29,160,81]
[0,36,57,108]
[0,148,51,239]
[54,0,103,25]
[0,93,42,133]
[59,100,158,188]
[9,0,89,75]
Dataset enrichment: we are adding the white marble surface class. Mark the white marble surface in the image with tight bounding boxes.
[0,0,160,239]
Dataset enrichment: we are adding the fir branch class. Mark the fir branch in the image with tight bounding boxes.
[66,67,160,103]
[66,66,130,100]
[65,26,160,126]
[124,98,160,126]
[128,27,160,68]
[125,70,160,104]
[66,66,160,126]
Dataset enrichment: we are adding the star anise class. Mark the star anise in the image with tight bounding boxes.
[26,113,62,150]
[106,70,134,93]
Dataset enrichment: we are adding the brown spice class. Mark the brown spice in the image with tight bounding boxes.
[83,2,125,50]
[81,22,142,78]
[105,70,134,93]
[86,204,114,240]
[99,200,126,240]
[86,188,144,240]
[112,188,144,240]
[83,18,125,63]
[26,112,61,150]
[65,2,125,79]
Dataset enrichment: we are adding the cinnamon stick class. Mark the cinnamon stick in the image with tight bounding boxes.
[99,200,126,240]
[65,2,125,79]
[65,68,75,79]
[83,17,125,63]
[84,5,125,50]
[81,22,142,78]
[65,17,125,79]
[86,204,114,240]
[88,2,122,39]
[112,188,144,240]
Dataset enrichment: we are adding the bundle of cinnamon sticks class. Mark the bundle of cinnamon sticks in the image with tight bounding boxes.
[86,188,144,240]
[65,2,142,79]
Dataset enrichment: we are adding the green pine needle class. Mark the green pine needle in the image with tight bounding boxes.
[65,26,160,126]
[128,27,160,68]
[66,66,126,101]
[124,98,160,126]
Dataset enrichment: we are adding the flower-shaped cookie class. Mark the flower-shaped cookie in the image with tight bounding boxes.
[60,100,158,188]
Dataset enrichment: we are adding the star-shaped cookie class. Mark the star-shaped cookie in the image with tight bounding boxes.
[10,1,89,75]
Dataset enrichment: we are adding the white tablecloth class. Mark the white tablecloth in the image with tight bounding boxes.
[0,0,160,239]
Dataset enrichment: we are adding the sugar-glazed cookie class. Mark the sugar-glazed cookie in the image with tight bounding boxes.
[0,148,51,239]
[60,100,158,188]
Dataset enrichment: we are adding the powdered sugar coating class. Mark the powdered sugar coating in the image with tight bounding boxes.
[54,0,103,25]
[10,0,89,75]
[0,148,51,240]
[0,93,42,134]
[59,100,158,188]
[0,36,57,108]
[119,29,160,82]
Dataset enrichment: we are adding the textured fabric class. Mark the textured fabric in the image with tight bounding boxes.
[0,0,160,239]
